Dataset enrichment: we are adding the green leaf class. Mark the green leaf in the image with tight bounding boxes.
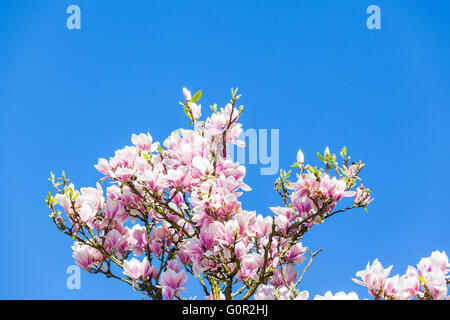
[191,90,202,103]
[286,170,291,178]
[183,108,192,120]
[317,152,324,162]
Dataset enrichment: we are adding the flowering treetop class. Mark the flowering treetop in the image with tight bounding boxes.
[46,88,448,300]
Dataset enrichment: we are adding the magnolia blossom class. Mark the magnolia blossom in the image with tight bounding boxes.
[353,251,449,300]
[47,87,447,300]
[190,103,202,121]
[352,259,393,298]
[254,284,309,300]
[72,243,94,270]
[131,133,153,151]
[417,251,449,274]
[354,185,373,207]
[160,268,188,300]
[123,258,152,281]
[410,251,449,300]
[104,229,126,251]
[423,271,448,300]
[314,291,359,300]
[78,201,96,223]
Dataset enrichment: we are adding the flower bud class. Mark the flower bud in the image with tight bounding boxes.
[183,87,191,102]
[297,149,304,165]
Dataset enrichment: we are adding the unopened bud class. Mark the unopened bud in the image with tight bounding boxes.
[297,149,304,165]
[183,87,192,102]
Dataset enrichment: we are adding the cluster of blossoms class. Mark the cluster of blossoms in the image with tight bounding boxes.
[46,88,446,300]
[353,251,449,300]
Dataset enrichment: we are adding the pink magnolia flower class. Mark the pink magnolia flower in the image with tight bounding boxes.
[123,257,151,281]
[147,265,159,280]
[269,265,298,287]
[234,242,253,261]
[237,253,262,281]
[149,241,163,256]
[111,146,138,169]
[419,251,449,274]
[291,197,316,223]
[384,274,419,300]
[167,260,182,273]
[104,229,126,251]
[142,170,165,191]
[94,158,112,176]
[177,246,191,265]
[128,225,146,256]
[270,207,294,234]
[55,193,72,214]
[78,201,96,223]
[254,284,276,300]
[190,103,201,120]
[252,214,273,238]
[354,185,373,207]
[131,133,153,151]
[80,183,104,210]
[160,269,188,300]
[320,175,354,202]
[283,243,307,264]
[407,251,450,300]
[423,270,448,300]
[314,291,359,300]
[105,200,128,224]
[113,167,134,183]
[166,167,190,188]
[191,156,212,179]
[289,173,354,205]
[254,284,309,300]
[72,243,94,271]
[352,259,393,298]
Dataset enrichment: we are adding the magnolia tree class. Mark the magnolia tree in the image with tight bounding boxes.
[46,88,449,300]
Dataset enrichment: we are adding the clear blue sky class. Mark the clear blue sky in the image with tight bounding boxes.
[0,1,449,299]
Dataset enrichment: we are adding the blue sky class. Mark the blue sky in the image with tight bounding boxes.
[0,1,449,299]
